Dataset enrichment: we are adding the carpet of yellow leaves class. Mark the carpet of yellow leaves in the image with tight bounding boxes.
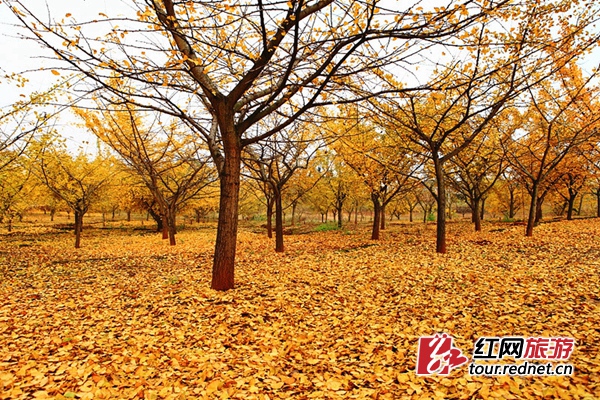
[1,219,599,399]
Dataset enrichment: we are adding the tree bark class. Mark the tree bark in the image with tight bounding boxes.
[380,203,386,230]
[336,205,343,229]
[526,184,538,237]
[566,192,576,220]
[167,210,176,246]
[162,215,169,240]
[480,197,485,221]
[274,188,284,253]
[577,193,584,216]
[371,196,381,240]
[266,197,274,238]
[509,189,516,219]
[74,209,83,249]
[535,197,543,223]
[472,198,482,232]
[434,158,447,253]
[211,129,241,291]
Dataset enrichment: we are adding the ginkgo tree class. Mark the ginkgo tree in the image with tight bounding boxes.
[446,116,512,231]
[0,154,31,232]
[334,107,420,239]
[504,60,600,236]
[30,137,115,248]
[78,106,217,245]
[372,3,600,252]
[243,123,320,252]
[7,0,540,290]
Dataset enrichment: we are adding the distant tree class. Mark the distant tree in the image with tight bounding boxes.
[31,139,115,248]
[78,107,217,245]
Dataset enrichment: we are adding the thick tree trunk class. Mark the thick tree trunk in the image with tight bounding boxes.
[526,184,538,237]
[74,210,83,249]
[337,205,343,229]
[380,203,386,230]
[535,197,543,223]
[596,190,600,217]
[434,158,447,253]
[274,188,284,253]
[472,198,482,232]
[371,196,381,240]
[162,215,169,240]
[211,129,241,291]
[167,210,176,246]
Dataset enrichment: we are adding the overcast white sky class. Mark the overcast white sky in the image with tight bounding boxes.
[0,0,129,151]
[1,0,599,152]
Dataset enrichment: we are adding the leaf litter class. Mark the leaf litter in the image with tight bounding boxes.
[0,220,599,399]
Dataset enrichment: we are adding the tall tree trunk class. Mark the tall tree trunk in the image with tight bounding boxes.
[167,210,176,246]
[480,197,485,221]
[472,198,482,232]
[8,218,12,233]
[509,190,516,219]
[337,205,343,229]
[50,209,55,222]
[162,215,169,240]
[371,196,381,240]
[535,197,543,223]
[211,131,241,291]
[526,184,538,237]
[434,158,447,253]
[274,188,284,253]
[127,210,131,222]
[74,209,83,249]
[596,189,600,217]
[266,197,274,238]
[380,203,386,230]
[577,193,584,216]
[566,192,576,221]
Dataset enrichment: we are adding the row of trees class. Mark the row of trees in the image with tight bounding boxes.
[2,101,600,247]
[2,0,600,289]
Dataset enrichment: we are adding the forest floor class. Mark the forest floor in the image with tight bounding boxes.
[0,218,599,399]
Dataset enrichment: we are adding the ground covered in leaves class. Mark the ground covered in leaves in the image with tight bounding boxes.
[1,219,599,399]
